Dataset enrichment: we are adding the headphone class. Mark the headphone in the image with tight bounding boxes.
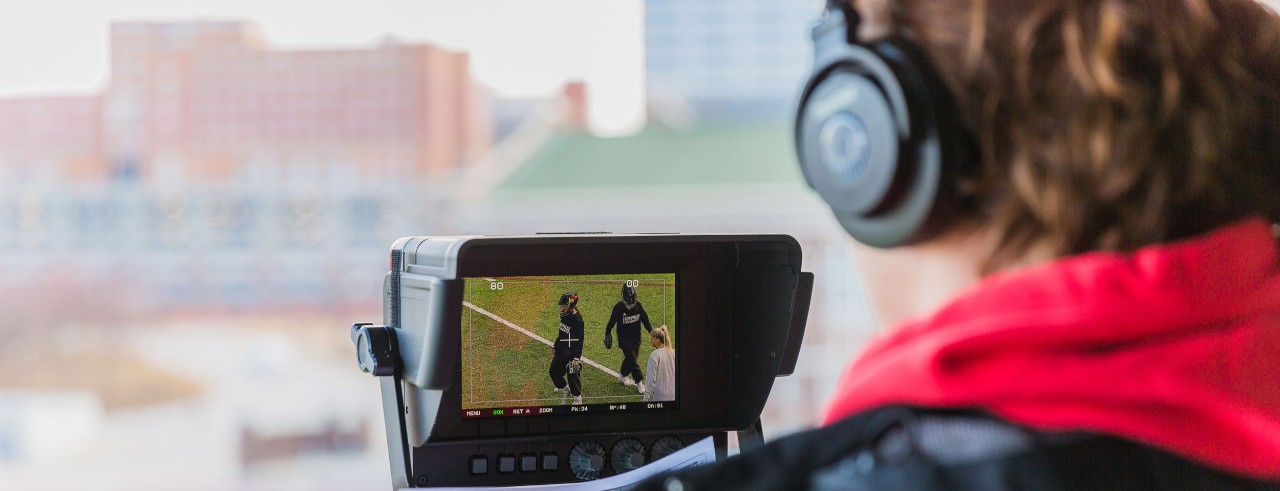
[795,0,976,247]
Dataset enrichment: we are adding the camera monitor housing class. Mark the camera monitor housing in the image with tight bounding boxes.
[352,234,812,488]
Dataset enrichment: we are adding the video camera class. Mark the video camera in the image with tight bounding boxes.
[351,234,813,488]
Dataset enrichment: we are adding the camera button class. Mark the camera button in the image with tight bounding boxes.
[497,455,516,473]
[469,456,488,475]
[541,452,559,471]
[520,453,538,472]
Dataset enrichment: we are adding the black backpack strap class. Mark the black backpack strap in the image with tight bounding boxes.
[634,406,953,491]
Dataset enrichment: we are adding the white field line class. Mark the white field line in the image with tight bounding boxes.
[462,300,621,379]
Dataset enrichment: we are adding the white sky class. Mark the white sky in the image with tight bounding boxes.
[3,0,1276,136]
[0,0,645,135]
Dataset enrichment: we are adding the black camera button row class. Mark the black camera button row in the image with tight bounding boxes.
[471,452,559,475]
[464,436,687,481]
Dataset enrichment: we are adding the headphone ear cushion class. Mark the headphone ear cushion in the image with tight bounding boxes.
[798,69,903,217]
[796,37,969,248]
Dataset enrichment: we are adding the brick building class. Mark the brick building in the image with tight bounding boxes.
[0,20,490,186]
[0,96,102,183]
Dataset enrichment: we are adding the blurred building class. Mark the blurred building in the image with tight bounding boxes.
[0,96,102,183]
[0,20,504,312]
[0,20,491,187]
[644,0,816,125]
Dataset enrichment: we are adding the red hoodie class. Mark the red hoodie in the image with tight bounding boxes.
[823,218,1280,479]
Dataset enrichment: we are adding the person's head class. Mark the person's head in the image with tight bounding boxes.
[622,284,637,308]
[650,325,672,350]
[851,0,1280,271]
[828,0,1280,325]
[558,292,578,315]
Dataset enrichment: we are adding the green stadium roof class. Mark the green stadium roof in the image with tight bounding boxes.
[495,122,807,192]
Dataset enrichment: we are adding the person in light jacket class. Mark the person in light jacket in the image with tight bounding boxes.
[642,325,674,402]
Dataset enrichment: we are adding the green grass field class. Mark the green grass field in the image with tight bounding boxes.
[460,274,676,410]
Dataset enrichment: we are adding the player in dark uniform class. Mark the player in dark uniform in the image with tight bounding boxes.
[549,292,585,405]
[603,284,652,395]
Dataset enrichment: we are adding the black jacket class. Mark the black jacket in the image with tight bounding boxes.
[637,406,1280,491]
[606,301,652,344]
[555,311,585,359]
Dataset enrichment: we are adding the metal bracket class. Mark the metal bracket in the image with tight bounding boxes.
[352,322,414,488]
[736,418,765,452]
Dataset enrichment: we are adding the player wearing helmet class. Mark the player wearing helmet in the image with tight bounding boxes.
[604,284,652,394]
[549,292,585,405]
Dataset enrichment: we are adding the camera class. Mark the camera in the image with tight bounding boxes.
[351,234,813,488]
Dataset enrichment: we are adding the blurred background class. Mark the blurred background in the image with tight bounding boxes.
[3,0,1274,489]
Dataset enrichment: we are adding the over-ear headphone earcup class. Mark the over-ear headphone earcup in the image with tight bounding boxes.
[796,24,968,247]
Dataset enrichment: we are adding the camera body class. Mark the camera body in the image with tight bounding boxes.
[353,234,812,488]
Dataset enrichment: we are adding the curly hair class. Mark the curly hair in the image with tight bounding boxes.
[858,0,1280,272]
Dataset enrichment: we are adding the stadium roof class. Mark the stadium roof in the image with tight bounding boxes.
[494,122,807,192]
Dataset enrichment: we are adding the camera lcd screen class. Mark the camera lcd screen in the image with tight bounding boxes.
[459,274,678,419]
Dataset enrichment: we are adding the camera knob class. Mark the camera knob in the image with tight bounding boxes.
[569,441,607,480]
[350,323,398,377]
[650,436,685,461]
[610,438,647,474]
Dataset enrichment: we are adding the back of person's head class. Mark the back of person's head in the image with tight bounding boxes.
[651,325,673,350]
[856,0,1280,272]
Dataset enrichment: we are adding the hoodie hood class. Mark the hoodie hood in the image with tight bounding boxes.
[823,218,1280,479]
